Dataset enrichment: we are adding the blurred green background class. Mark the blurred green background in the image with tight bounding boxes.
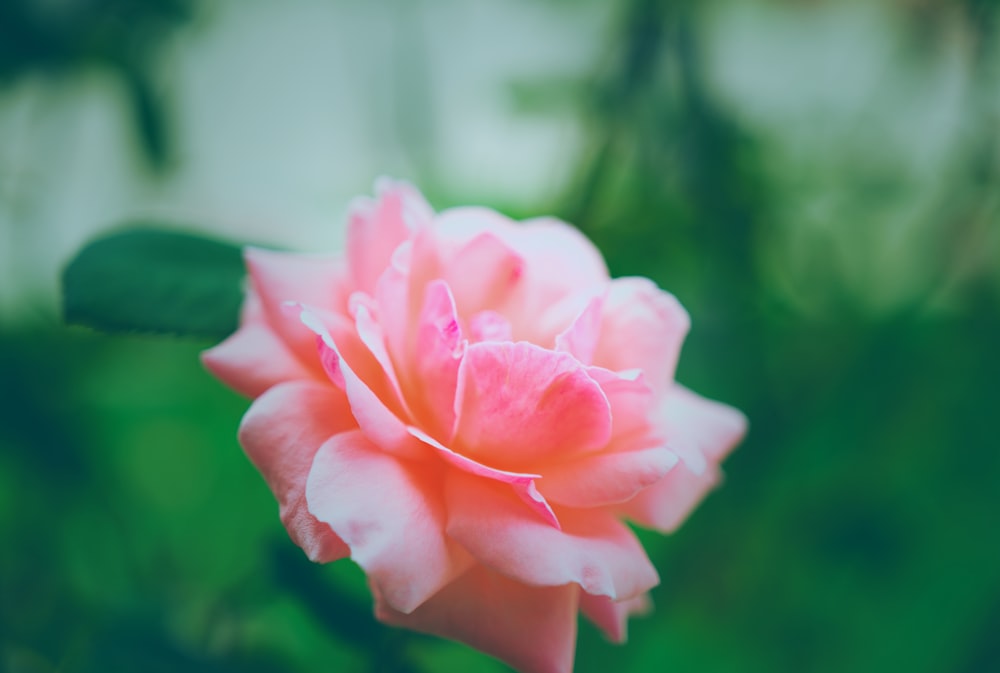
[2,0,999,672]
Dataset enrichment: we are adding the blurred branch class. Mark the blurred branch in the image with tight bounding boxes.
[0,0,194,172]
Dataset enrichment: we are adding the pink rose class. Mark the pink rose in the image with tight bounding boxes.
[203,179,746,673]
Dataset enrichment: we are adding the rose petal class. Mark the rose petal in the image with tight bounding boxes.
[515,215,609,289]
[446,471,659,600]
[306,430,472,613]
[453,341,612,469]
[662,384,748,463]
[536,446,678,508]
[468,310,513,343]
[296,305,427,459]
[373,227,450,371]
[614,461,721,533]
[554,293,604,364]
[443,231,524,317]
[407,280,466,441]
[372,250,416,378]
[347,178,431,294]
[409,426,559,528]
[373,565,579,673]
[433,209,608,334]
[580,592,652,643]
[434,209,608,297]
[245,247,349,370]
[350,292,410,414]
[238,380,356,562]
[586,366,658,447]
[201,291,318,398]
[616,381,749,533]
[592,277,691,392]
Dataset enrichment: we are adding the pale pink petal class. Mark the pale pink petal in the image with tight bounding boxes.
[406,281,465,441]
[614,461,720,533]
[372,227,449,372]
[408,427,558,528]
[373,565,579,673]
[580,592,652,643]
[442,231,524,317]
[554,294,604,364]
[347,178,431,294]
[292,301,406,415]
[520,289,595,352]
[433,209,608,334]
[306,430,472,613]
[201,291,318,398]
[372,250,415,377]
[453,341,612,469]
[245,247,349,370]
[446,471,659,600]
[586,366,658,446]
[536,446,678,508]
[434,209,608,292]
[296,305,427,459]
[468,310,513,343]
[592,277,691,392]
[662,384,748,462]
[502,216,609,329]
[515,215,609,287]
[349,292,410,414]
[238,380,356,562]
[431,206,507,243]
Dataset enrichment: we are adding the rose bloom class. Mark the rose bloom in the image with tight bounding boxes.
[203,179,746,673]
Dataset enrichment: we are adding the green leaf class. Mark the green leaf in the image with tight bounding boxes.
[62,228,246,339]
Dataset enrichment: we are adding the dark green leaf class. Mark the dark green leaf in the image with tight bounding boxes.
[62,227,245,339]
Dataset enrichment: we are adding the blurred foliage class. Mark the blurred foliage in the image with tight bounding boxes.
[0,0,194,170]
[3,0,1000,672]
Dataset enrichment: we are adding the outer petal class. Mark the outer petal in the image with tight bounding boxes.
[618,384,747,532]
[238,380,356,562]
[515,215,610,289]
[347,178,431,294]
[580,592,652,643]
[306,430,472,613]
[536,446,678,508]
[201,291,318,398]
[614,461,720,533]
[446,471,659,600]
[433,209,608,334]
[586,366,658,447]
[662,384,748,463]
[373,565,579,673]
[245,247,349,371]
[618,381,745,533]
[453,341,612,469]
[504,216,609,332]
[434,208,608,293]
[592,277,691,392]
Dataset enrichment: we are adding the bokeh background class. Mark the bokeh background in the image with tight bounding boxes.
[2,0,999,672]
